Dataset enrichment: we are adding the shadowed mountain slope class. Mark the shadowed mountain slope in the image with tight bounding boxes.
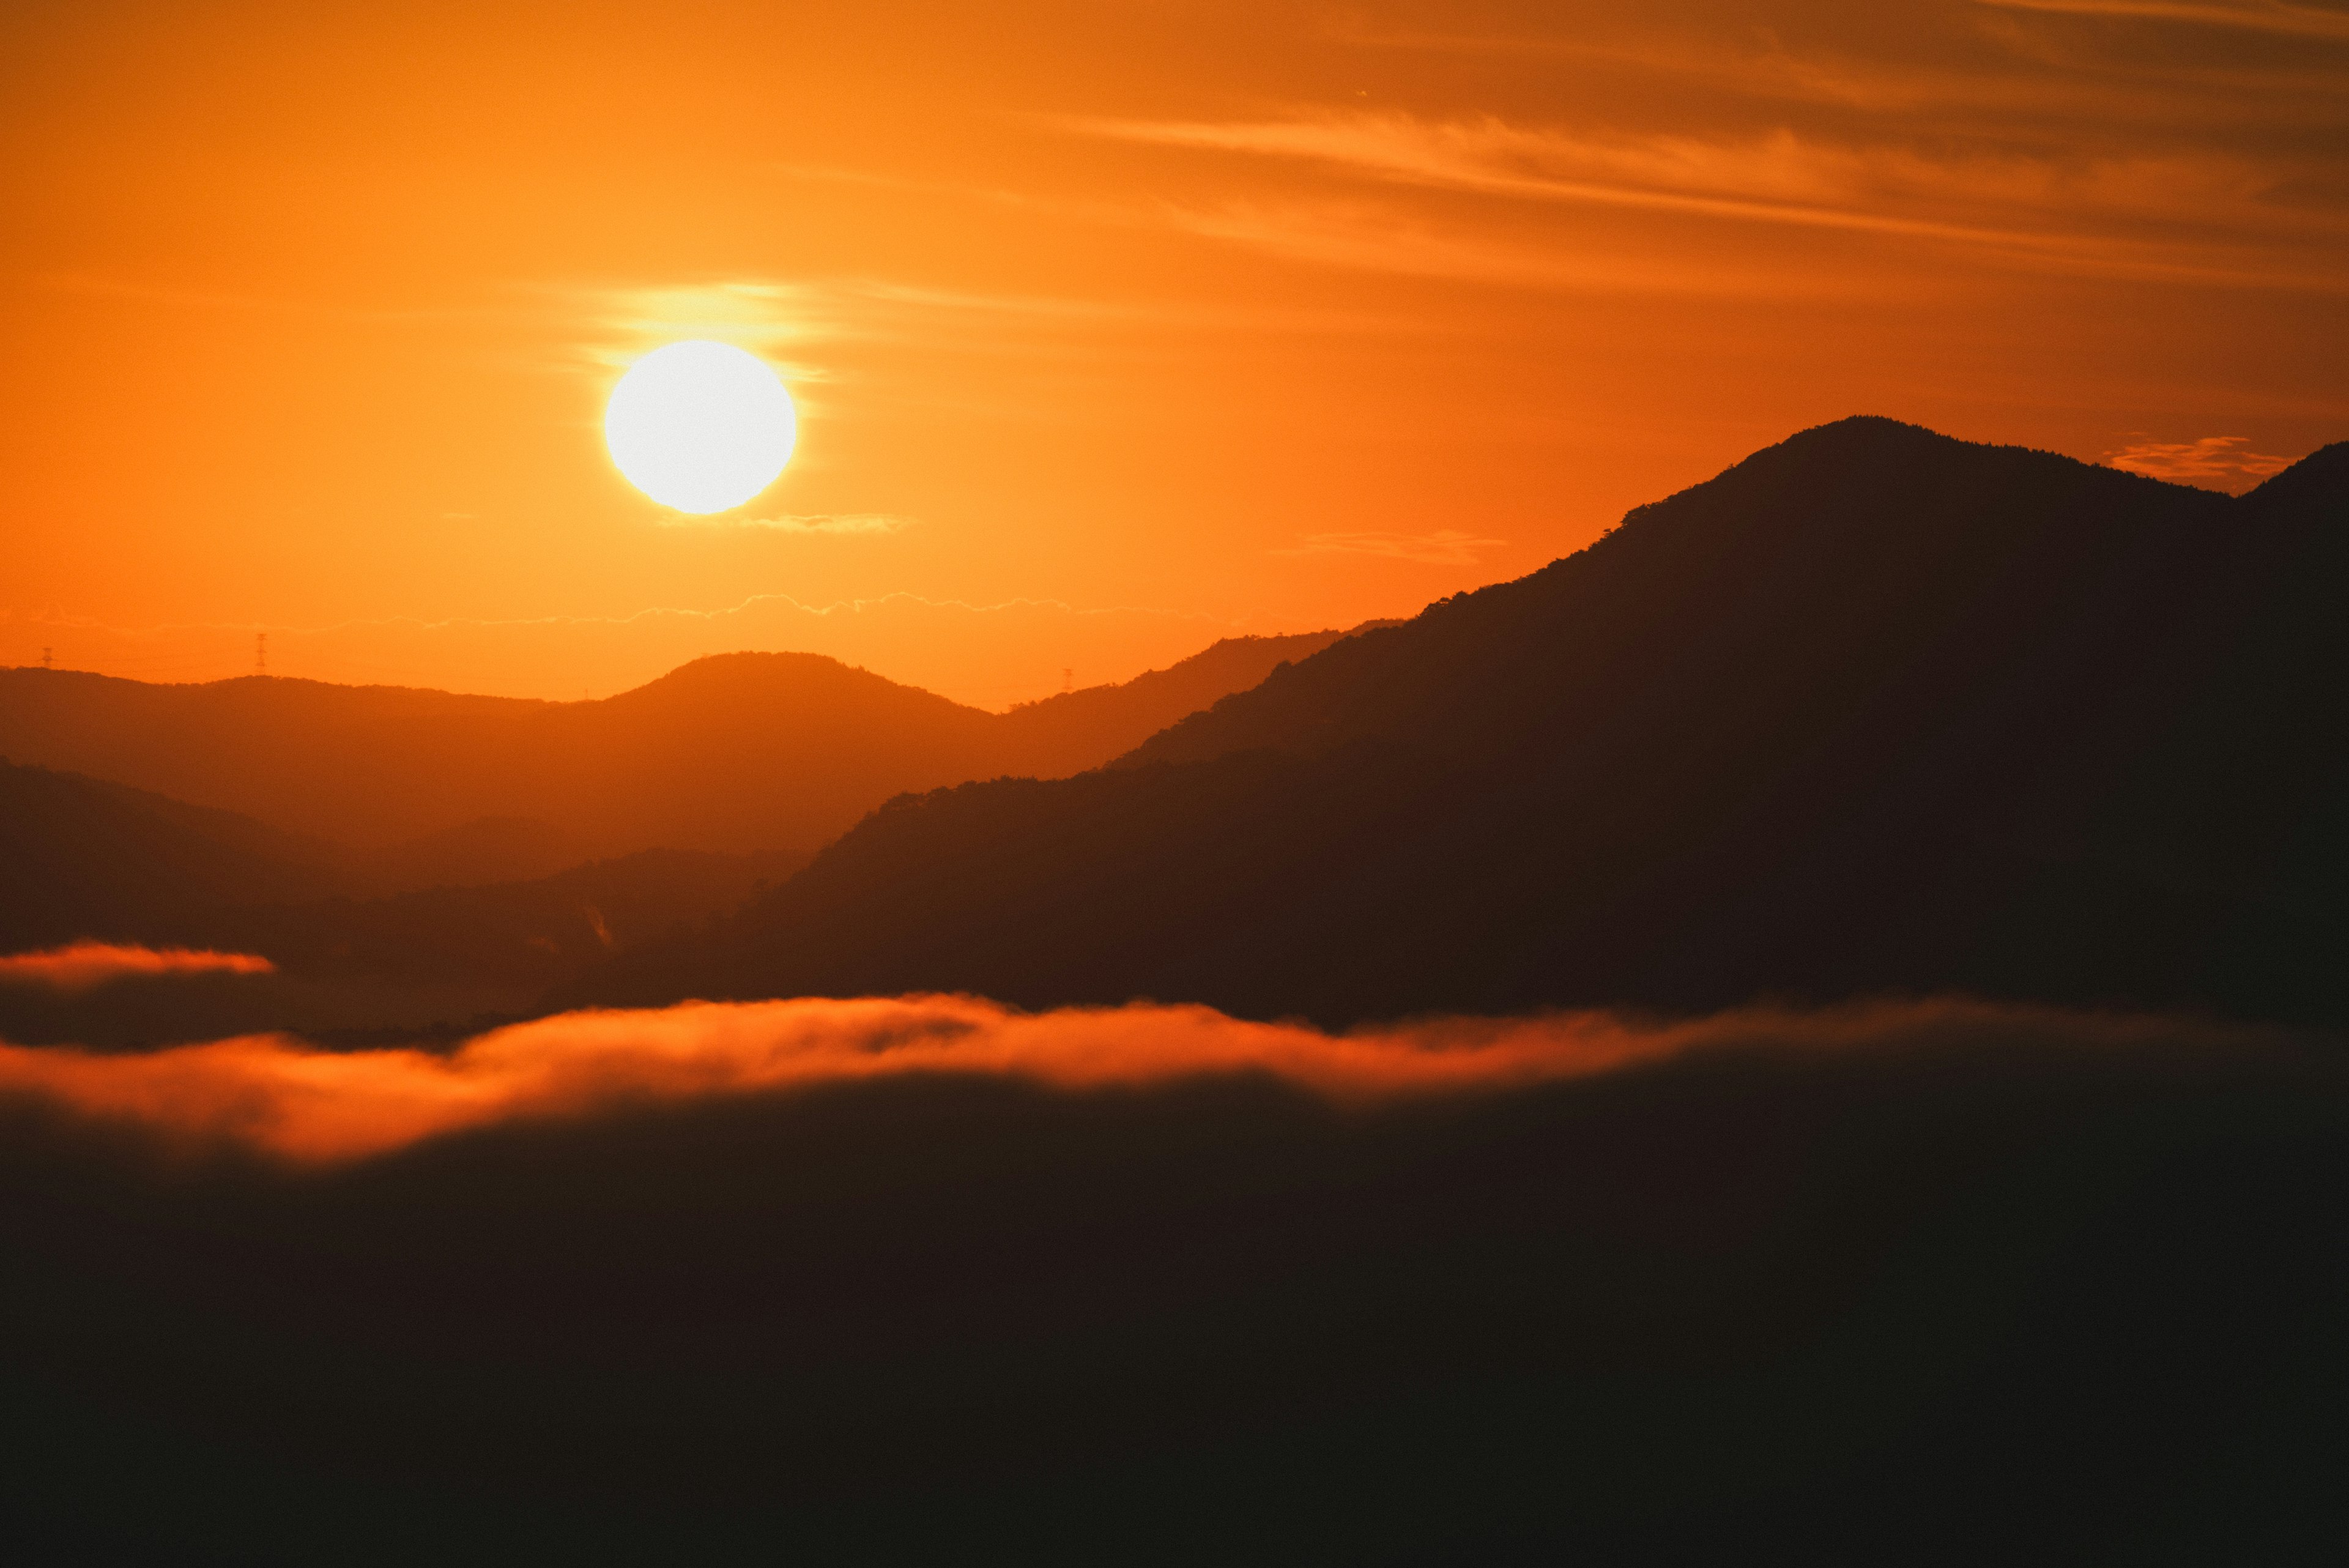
[0,759,347,951]
[990,624,1402,777]
[0,757,800,1044]
[0,630,1351,858]
[584,418,2349,1028]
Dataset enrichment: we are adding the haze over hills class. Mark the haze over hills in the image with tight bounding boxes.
[584,418,2349,1030]
[0,757,798,1044]
[0,759,347,953]
[0,628,1353,1041]
[0,629,1353,863]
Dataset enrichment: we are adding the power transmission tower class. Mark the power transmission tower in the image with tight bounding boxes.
[255,632,268,677]
[1062,667,1074,694]
[40,647,52,670]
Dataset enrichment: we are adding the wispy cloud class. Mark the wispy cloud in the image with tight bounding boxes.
[582,280,836,366]
[1071,110,2349,291]
[2104,435,2297,489]
[1974,0,2349,40]
[665,512,911,535]
[584,267,1424,365]
[0,943,275,994]
[1086,115,2060,249]
[1155,199,1831,297]
[1111,113,2334,235]
[1330,20,2349,122]
[1275,529,1507,566]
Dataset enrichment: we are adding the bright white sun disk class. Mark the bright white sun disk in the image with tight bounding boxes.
[604,340,797,514]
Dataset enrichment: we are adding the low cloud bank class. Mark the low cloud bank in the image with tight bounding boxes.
[0,943,275,994]
[0,990,2339,1559]
[0,992,2293,1164]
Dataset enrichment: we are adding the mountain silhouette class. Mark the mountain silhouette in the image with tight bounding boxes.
[0,757,800,1044]
[0,630,1353,861]
[0,757,346,951]
[12,424,2349,1562]
[584,418,2349,1028]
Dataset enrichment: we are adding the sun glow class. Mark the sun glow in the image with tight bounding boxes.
[604,340,798,515]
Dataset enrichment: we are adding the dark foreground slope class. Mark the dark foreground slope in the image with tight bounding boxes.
[0,631,1349,858]
[588,419,2349,1027]
[2,1004,2345,1563]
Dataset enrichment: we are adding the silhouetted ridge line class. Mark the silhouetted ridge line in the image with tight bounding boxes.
[579,417,2349,1029]
[2243,439,2349,515]
[0,758,346,951]
[0,752,808,1046]
[0,628,1354,858]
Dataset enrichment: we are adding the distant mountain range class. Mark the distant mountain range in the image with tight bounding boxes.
[0,628,1359,1041]
[17,418,2349,1038]
[0,758,346,952]
[584,418,2349,1029]
[0,630,1354,864]
[0,757,802,1044]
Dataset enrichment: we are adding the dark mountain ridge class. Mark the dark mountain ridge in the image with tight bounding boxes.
[0,629,1353,859]
[582,417,2349,1028]
[0,757,798,1044]
[0,757,347,951]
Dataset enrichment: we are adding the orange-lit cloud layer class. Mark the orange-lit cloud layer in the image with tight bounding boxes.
[0,993,2280,1165]
[2102,434,2296,489]
[2,1,2343,701]
[0,943,276,994]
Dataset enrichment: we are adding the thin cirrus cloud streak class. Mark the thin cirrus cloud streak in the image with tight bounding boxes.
[582,278,838,363]
[0,994,2292,1167]
[1078,114,2348,292]
[1088,115,2075,249]
[1275,530,1508,567]
[1152,201,1838,299]
[661,513,911,535]
[1329,25,2347,123]
[0,943,276,994]
[1972,0,2349,40]
[585,267,1430,365]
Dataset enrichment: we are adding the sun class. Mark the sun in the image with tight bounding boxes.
[604,340,798,515]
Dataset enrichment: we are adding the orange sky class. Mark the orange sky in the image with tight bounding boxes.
[4,0,2344,707]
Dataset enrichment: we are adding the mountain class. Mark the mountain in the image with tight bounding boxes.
[582,418,2349,1028]
[0,757,346,951]
[218,845,803,998]
[0,631,1351,863]
[346,816,598,894]
[989,623,1403,776]
[0,757,798,1044]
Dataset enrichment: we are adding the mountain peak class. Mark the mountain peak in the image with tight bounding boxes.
[1764,415,1961,463]
[621,417,2349,1035]
[1788,413,1944,442]
[1686,417,2032,507]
